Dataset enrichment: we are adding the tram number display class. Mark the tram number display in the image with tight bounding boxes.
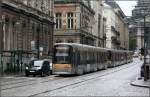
[56,47,69,50]
[55,46,70,57]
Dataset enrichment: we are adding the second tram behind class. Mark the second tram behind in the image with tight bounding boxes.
[53,43,133,75]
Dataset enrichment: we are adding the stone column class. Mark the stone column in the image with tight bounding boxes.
[2,15,6,51]
[0,0,3,76]
[0,0,2,53]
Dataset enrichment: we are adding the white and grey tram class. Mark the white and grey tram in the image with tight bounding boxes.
[53,43,133,75]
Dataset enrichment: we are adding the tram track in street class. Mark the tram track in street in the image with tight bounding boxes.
[1,75,58,86]
[1,75,65,91]
[1,59,141,96]
[1,77,28,83]
[28,60,141,97]
[1,78,37,86]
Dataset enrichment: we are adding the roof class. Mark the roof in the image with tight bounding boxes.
[54,43,132,52]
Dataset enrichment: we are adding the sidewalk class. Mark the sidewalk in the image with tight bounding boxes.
[0,72,25,77]
[131,77,150,88]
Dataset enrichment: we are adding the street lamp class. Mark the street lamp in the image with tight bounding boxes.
[129,14,150,81]
[134,15,150,81]
[143,15,150,81]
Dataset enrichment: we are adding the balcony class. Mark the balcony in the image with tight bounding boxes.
[2,0,54,22]
[116,31,120,36]
[111,26,116,32]
[111,26,120,36]
[111,36,120,45]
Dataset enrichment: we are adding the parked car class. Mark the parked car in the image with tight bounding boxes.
[25,59,52,77]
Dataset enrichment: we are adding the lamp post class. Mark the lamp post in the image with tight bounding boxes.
[143,15,150,81]
[143,16,147,81]
[127,14,150,81]
[136,15,149,81]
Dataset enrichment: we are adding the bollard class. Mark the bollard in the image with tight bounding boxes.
[144,54,150,81]
[146,65,149,79]
[144,65,150,81]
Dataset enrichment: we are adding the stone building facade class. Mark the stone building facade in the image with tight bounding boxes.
[91,0,106,47]
[54,0,96,46]
[103,1,129,50]
[0,0,54,73]
[132,0,150,50]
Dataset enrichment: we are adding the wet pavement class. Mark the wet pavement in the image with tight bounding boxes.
[0,58,149,96]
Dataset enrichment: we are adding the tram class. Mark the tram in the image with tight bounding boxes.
[53,43,133,75]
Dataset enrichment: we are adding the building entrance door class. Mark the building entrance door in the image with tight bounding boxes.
[10,51,23,73]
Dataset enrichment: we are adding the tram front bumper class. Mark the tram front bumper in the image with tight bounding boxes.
[53,71,73,75]
[53,64,74,75]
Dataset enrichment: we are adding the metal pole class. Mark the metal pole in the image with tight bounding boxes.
[143,16,147,81]
[37,25,40,59]
[0,0,3,76]
[0,0,3,97]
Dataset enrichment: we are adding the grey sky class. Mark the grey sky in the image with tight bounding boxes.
[116,1,137,16]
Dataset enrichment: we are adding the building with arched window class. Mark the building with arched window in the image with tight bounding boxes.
[54,0,96,46]
[0,0,54,74]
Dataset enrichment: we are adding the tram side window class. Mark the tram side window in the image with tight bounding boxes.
[77,51,80,65]
[98,52,101,63]
[118,53,120,61]
[99,52,101,63]
[104,52,107,61]
[102,52,104,63]
[84,51,87,64]
[119,53,120,61]
[89,51,92,64]
[100,52,103,63]
[91,52,93,64]
[118,53,119,61]
[115,53,117,61]
[91,52,94,64]
[80,51,84,65]
[94,52,97,64]
[108,51,111,60]
[87,51,90,64]
[80,51,83,64]
[112,52,114,61]
[92,52,94,64]
[103,52,105,62]
[97,52,99,64]
[87,52,90,64]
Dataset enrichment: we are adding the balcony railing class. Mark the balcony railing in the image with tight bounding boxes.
[2,0,54,22]
[111,26,120,36]
[111,36,120,45]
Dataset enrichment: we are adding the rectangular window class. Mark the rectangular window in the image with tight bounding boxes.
[67,13,74,29]
[55,13,62,29]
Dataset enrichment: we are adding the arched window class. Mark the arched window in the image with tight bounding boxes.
[5,16,9,23]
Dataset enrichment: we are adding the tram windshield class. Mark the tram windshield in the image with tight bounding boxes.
[54,46,71,64]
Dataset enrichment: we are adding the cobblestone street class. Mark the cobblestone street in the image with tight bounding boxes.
[1,58,149,96]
